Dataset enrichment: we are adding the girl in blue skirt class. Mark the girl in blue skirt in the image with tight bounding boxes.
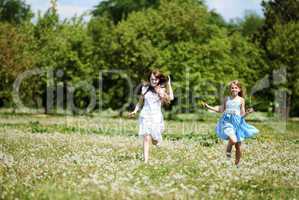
[205,80,259,167]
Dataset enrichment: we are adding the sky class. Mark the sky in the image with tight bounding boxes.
[25,0,264,21]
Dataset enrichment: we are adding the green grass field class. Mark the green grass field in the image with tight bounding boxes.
[0,112,298,199]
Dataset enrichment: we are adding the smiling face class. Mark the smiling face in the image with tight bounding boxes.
[150,73,159,87]
[230,83,241,97]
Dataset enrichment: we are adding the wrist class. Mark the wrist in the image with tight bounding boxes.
[134,105,140,112]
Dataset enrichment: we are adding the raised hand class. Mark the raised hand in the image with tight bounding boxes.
[204,103,209,109]
[246,108,254,114]
[199,101,208,109]
[155,86,165,98]
[128,111,137,118]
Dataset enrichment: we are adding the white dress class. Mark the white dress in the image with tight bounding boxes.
[138,85,164,142]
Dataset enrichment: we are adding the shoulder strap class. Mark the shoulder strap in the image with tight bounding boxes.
[141,86,151,97]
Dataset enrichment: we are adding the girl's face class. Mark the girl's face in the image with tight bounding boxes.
[150,73,159,87]
[230,83,240,97]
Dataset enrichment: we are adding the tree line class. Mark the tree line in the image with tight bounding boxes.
[0,0,298,116]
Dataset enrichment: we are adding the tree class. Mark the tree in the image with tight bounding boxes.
[89,0,267,113]
[29,0,94,114]
[208,10,227,28]
[259,0,299,116]
[225,11,264,40]
[0,0,33,24]
[92,0,160,24]
[0,22,35,109]
[266,22,299,116]
[239,11,264,37]
[260,0,299,48]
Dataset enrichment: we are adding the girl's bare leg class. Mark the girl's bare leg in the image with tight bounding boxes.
[227,133,237,158]
[226,128,237,158]
[235,142,242,166]
[226,141,233,158]
[143,135,151,163]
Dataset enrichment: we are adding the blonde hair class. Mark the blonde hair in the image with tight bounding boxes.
[228,80,245,98]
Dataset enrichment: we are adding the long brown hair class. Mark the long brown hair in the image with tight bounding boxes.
[146,69,171,105]
[228,80,246,98]
[147,69,168,86]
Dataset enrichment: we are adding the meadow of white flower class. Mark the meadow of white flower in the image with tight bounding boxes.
[0,114,298,199]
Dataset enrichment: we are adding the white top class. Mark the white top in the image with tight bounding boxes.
[139,85,162,117]
[225,96,241,115]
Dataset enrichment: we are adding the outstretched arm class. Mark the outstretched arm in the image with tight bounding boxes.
[240,98,246,116]
[205,97,226,113]
[167,76,174,101]
[128,95,144,117]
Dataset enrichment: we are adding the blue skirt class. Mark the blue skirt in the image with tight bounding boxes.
[215,113,259,142]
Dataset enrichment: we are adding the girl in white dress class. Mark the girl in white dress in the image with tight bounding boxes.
[129,70,174,163]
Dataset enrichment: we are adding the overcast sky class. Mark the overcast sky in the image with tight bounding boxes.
[25,0,264,21]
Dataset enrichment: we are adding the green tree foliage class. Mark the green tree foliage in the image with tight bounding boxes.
[208,10,227,28]
[0,0,298,116]
[260,0,299,48]
[92,0,160,24]
[0,0,33,24]
[0,22,35,108]
[266,22,299,116]
[91,0,267,112]
[0,0,34,109]
[33,9,93,113]
[259,0,299,116]
[262,0,299,26]
[238,11,264,37]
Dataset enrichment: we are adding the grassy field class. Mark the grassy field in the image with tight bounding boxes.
[0,112,298,199]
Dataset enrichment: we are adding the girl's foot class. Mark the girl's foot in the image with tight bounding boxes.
[156,142,161,148]
[152,139,161,147]
[225,152,232,165]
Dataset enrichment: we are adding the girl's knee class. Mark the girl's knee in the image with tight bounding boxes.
[144,135,151,142]
[229,137,237,145]
[225,128,237,144]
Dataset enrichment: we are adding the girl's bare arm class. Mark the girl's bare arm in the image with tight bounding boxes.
[157,76,174,104]
[157,87,171,104]
[167,76,174,101]
[240,98,255,117]
[240,98,246,116]
[205,97,226,113]
[129,95,144,117]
